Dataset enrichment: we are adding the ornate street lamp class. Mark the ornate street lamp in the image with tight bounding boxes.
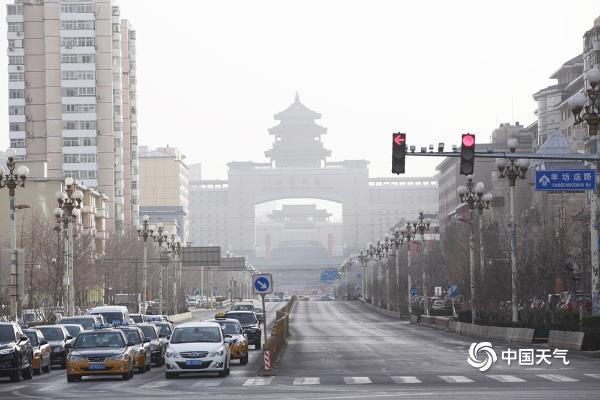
[0,148,29,320]
[166,234,182,314]
[152,223,170,315]
[136,215,155,313]
[495,138,529,322]
[568,66,600,316]
[457,176,492,323]
[53,177,83,317]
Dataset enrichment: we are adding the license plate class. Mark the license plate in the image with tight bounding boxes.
[185,359,203,366]
[88,363,105,370]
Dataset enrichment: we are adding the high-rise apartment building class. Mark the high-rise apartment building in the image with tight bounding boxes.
[5,0,138,236]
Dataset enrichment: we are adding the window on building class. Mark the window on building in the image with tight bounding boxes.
[9,56,23,65]
[64,154,79,163]
[61,20,95,30]
[80,153,96,163]
[64,170,79,179]
[80,170,97,179]
[83,137,97,146]
[61,4,94,13]
[7,22,23,32]
[7,4,23,15]
[9,72,24,82]
[131,136,137,145]
[9,106,24,115]
[9,89,24,99]
[63,137,80,147]
[9,123,25,132]
[10,139,25,148]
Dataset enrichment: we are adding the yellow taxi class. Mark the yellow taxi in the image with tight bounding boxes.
[117,326,151,373]
[206,313,249,365]
[65,327,135,382]
[23,329,51,375]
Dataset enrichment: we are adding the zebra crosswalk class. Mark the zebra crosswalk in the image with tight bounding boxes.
[16,372,599,396]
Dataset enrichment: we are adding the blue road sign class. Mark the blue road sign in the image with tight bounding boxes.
[535,170,596,191]
[410,287,418,296]
[320,269,339,282]
[447,284,459,299]
[253,274,273,295]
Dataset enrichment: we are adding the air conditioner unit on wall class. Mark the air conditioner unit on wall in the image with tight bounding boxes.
[16,65,23,71]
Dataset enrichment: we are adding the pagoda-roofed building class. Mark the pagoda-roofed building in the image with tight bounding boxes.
[265,93,331,168]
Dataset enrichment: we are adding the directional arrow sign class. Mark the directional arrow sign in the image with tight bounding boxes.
[393,134,405,146]
[253,273,273,295]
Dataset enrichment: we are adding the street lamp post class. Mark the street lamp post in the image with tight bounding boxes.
[399,223,416,314]
[153,223,169,315]
[0,148,29,321]
[358,250,368,300]
[136,215,155,313]
[568,66,600,316]
[457,177,492,323]
[495,139,529,322]
[414,211,431,315]
[166,234,182,314]
[53,177,83,317]
[391,229,403,313]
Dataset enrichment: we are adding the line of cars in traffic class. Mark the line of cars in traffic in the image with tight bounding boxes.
[2,299,267,383]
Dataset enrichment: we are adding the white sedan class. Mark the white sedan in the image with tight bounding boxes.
[164,322,231,378]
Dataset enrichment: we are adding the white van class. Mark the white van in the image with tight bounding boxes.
[89,305,130,326]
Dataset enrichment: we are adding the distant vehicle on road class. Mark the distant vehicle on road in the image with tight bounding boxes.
[36,325,74,369]
[137,323,164,367]
[224,311,262,349]
[59,315,105,331]
[23,328,51,375]
[59,324,85,339]
[89,306,130,327]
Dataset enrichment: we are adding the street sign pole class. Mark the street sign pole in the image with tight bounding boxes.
[253,273,273,371]
[261,292,267,369]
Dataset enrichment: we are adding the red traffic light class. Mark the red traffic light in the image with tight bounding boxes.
[462,134,475,147]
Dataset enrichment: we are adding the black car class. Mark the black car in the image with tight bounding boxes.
[137,323,164,367]
[36,325,74,368]
[0,322,33,382]
[59,315,105,331]
[224,311,262,349]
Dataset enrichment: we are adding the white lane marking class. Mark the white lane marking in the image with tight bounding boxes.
[243,377,273,386]
[438,375,474,383]
[391,376,422,384]
[191,379,223,387]
[537,374,579,382]
[344,376,372,384]
[585,374,600,380]
[487,375,525,383]
[138,380,174,389]
[293,377,320,385]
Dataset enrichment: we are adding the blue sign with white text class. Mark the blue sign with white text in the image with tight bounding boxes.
[535,170,596,191]
[410,287,418,296]
[447,284,459,299]
[320,269,339,282]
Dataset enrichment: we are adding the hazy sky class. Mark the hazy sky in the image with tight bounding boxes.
[1,0,598,179]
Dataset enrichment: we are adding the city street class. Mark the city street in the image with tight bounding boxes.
[3,301,599,399]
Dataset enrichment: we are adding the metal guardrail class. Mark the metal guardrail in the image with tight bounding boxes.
[260,295,297,375]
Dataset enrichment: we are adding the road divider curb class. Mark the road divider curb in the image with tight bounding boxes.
[357,300,410,320]
[548,330,584,350]
[167,312,192,323]
[259,295,297,376]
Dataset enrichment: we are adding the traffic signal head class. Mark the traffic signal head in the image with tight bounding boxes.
[460,133,475,175]
[392,133,406,174]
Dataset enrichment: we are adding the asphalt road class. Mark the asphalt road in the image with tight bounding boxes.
[2,301,600,399]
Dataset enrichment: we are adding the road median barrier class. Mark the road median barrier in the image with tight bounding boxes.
[548,329,584,350]
[259,295,297,376]
[168,312,192,323]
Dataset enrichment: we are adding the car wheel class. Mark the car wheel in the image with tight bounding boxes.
[166,372,178,379]
[122,371,130,381]
[240,354,248,365]
[22,357,33,380]
[33,365,41,376]
[137,365,145,374]
[129,366,134,378]
[255,341,261,350]
[67,374,77,383]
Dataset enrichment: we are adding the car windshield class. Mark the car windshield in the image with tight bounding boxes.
[123,330,141,345]
[170,326,222,344]
[139,326,157,339]
[63,325,82,337]
[155,324,171,336]
[38,327,64,341]
[254,308,263,313]
[233,304,254,311]
[95,312,124,324]
[74,332,126,348]
[61,318,93,330]
[0,326,15,343]
[215,321,242,335]
[24,331,38,346]
[226,313,257,324]
[131,315,143,323]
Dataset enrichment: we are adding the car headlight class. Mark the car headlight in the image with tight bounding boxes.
[208,348,224,357]
[67,354,84,361]
[150,343,158,351]
[108,353,127,361]
[165,351,179,358]
[0,348,15,355]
